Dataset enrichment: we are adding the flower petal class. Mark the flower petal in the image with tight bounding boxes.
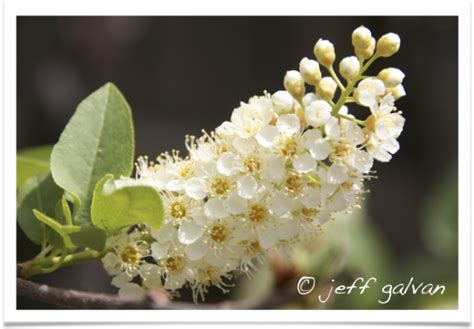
[256,124,279,147]
[204,198,229,219]
[276,114,301,136]
[293,152,317,173]
[178,219,203,244]
[185,239,208,261]
[237,175,258,199]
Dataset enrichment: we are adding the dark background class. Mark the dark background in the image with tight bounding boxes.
[17,16,458,309]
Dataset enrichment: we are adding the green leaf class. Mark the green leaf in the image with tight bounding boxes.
[17,173,63,245]
[69,227,106,251]
[32,209,75,249]
[61,195,73,225]
[17,145,53,188]
[50,83,135,226]
[92,174,164,231]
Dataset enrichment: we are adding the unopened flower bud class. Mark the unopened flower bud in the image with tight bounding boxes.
[386,84,406,100]
[317,77,337,100]
[284,70,305,99]
[339,56,360,81]
[355,37,376,59]
[299,57,322,85]
[376,33,401,57]
[352,26,372,50]
[377,68,405,88]
[314,39,336,67]
[272,90,295,115]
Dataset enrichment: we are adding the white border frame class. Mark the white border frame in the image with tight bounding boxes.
[2,0,472,325]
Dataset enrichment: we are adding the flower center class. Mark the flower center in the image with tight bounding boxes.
[365,115,377,133]
[279,137,298,157]
[210,224,229,244]
[121,245,141,265]
[301,207,317,220]
[179,162,194,178]
[169,201,187,219]
[165,256,184,273]
[248,204,268,223]
[285,173,301,193]
[244,157,261,173]
[211,177,230,195]
[334,141,351,158]
[248,241,261,255]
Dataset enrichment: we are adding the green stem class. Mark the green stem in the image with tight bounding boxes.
[337,113,366,126]
[332,54,379,115]
[327,65,345,91]
[19,248,108,278]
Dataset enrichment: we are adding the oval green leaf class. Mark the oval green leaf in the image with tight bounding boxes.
[17,144,53,188]
[69,227,106,251]
[91,174,164,231]
[17,173,64,245]
[50,83,135,226]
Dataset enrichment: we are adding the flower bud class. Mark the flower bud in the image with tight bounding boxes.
[299,57,322,85]
[377,68,405,88]
[339,56,360,81]
[317,77,337,100]
[355,37,376,59]
[313,39,336,67]
[352,26,372,50]
[376,33,401,57]
[284,70,305,99]
[272,90,295,115]
[386,84,406,100]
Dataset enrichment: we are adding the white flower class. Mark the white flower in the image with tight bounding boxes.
[366,94,405,162]
[355,78,385,107]
[153,244,195,290]
[102,229,150,278]
[231,95,274,138]
[368,94,405,140]
[271,90,294,115]
[305,100,332,127]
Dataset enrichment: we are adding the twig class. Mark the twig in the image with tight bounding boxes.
[17,277,302,310]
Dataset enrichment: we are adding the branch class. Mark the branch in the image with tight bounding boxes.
[17,277,301,309]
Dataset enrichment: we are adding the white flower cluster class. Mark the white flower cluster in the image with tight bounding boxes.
[102,26,406,302]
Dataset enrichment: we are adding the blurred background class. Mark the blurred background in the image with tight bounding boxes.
[17,16,458,309]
